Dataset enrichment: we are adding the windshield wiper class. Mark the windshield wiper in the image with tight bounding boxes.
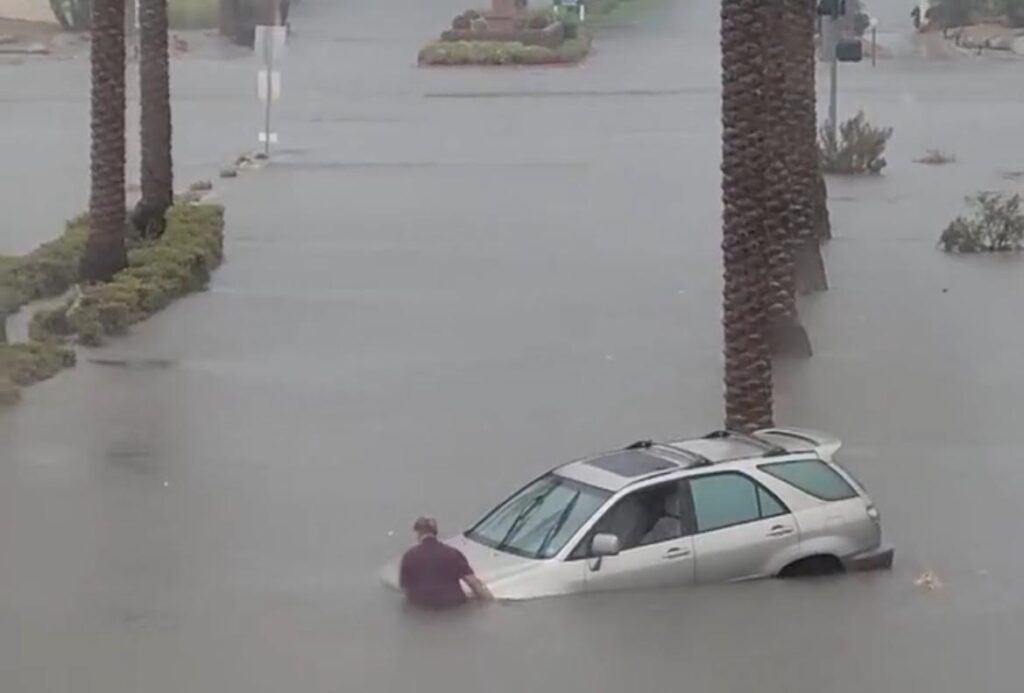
[497,485,557,550]
[535,490,581,559]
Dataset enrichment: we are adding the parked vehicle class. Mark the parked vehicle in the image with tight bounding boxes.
[380,428,893,600]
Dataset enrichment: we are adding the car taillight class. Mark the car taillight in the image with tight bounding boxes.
[866,504,880,523]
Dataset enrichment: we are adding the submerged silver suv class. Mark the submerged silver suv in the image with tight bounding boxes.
[381,428,894,600]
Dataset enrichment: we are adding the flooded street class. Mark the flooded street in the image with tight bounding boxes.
[3,0,1024,690]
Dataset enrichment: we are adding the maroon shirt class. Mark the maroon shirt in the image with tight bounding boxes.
[399,537,473,609]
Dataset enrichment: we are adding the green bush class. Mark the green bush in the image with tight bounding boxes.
[418,31,592,65]
[939,192,1024,253]
[27,204,224,347]
[0,342,76,404]
[0,216,89,315]
[0,376,19,405]
[2,203,224,405]
[819,111,893,175]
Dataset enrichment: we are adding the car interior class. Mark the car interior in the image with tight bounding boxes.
[582,482,690,555]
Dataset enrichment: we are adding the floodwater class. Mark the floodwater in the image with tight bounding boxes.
[3,0,1024,690]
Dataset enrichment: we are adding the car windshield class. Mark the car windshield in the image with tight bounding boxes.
[466,474,610,559]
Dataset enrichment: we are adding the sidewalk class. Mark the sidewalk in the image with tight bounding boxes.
[0,18,61,55]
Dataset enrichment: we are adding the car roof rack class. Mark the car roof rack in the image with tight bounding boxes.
[625,439,712,468]
[703,429,788,457]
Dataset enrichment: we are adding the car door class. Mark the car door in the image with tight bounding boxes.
[687,472,799,583]
[580,480,696,593]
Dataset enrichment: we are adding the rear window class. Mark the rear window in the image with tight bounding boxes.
[760,459,858,501]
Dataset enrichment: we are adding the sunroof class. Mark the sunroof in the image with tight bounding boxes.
[585,451,676,477]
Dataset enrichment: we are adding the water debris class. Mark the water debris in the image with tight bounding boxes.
[915,570,943,591]
[915,149,956,166]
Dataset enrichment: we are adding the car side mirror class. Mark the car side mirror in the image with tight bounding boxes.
[588,533,621,572]
[591,533,621,557]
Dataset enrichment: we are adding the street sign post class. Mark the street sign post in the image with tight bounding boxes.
[255,24,287,156]
[869,17,879,67]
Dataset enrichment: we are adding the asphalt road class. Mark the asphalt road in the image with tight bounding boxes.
[2,0,1024,691]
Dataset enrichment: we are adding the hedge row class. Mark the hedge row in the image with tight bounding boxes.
[30,204,224,347]
[1,203,224,406]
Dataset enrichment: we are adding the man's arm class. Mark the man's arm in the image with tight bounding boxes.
[399,554,411,592]
[454,550,493,601]
[463,574,494,601]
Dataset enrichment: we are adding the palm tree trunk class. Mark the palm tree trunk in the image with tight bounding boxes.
[80,0,128,283]
[763,0,811,358]
[133,0,173,239]
[721,0,773,432]
[789,0,828,294]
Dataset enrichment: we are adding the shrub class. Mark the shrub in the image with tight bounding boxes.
[29,204,225,346]
[819,111,893,175]
[555,34,592,62]
[939,192,1024,253]
[418,30,591,66]
[0,217,89,314]
[452,12,471,29]
[0,376,19,405]
[0,342,76,404]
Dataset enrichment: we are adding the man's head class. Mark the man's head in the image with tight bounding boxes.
[413,516,438,541]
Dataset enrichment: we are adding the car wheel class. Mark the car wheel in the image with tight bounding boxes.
[779,555,844,578]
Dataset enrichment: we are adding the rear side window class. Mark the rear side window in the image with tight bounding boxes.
[760,459,857,501]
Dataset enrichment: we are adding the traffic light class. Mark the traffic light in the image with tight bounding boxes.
[836,38,863,62]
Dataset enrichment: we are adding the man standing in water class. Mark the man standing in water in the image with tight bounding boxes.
[400,517,492,609]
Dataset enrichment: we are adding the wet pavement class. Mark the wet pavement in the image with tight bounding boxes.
[3,0,1024,691]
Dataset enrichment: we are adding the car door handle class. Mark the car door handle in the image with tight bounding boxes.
[767,525,795,537]
[664,547,692,560]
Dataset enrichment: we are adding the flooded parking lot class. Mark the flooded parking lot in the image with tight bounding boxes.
[2,0,1024,690]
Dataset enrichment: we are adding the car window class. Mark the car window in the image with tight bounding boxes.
[760,459,857,501]
[687,473,789,532]
[570,481,688,558]
[690,473,762,532]
[466,474,610,559]
[758,487,786,518]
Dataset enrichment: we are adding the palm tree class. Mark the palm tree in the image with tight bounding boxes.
[133,0,173,238]
[787,0,828,294]
[763,0,811,358]
[79,0,128,282]
[721,0,773,431]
